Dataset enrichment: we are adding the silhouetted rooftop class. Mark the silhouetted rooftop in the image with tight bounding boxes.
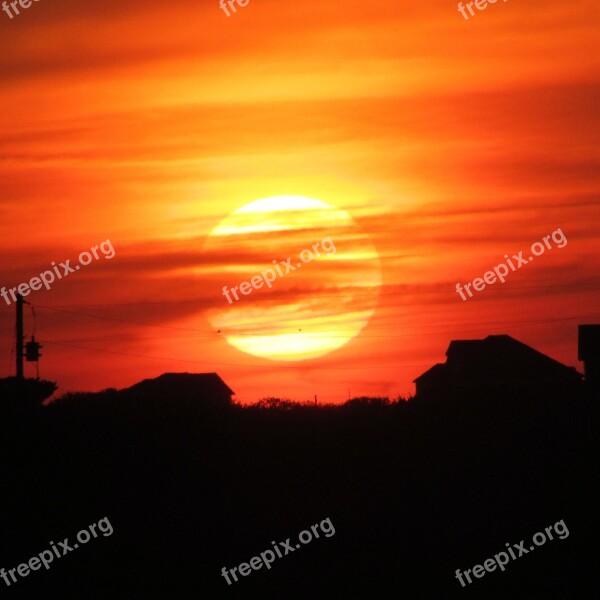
[123,372,234,398]
[414,334,582,392]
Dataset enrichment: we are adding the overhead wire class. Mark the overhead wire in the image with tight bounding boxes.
[42,340,432,370]
[30,302,600,340]
[1,300,595,373]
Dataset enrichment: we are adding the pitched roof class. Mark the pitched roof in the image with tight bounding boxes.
[449,334,578,375]
[414,334,582,383]
[124,372,234,396]
[413,363,446,383]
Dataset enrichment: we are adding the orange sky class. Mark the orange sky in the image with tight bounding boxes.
[1,0,599,402]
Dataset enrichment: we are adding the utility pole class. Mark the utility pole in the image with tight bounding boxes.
[16,294,24,380]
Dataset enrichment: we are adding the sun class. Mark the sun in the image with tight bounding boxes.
[203,196,381,361]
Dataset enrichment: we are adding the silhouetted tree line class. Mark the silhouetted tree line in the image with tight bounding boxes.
[0,382,597,599]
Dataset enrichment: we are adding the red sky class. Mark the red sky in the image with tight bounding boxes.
[1,0,599,402]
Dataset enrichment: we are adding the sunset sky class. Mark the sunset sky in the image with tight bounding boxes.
[1,0,599,402]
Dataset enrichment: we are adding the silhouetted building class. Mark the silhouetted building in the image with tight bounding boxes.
[414,334,582,400]
[578,324,600,389]
[122,372,235,408]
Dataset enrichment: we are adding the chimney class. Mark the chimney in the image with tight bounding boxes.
[578,325,600,388]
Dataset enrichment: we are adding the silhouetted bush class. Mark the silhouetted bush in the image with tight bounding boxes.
[0,377,57,411]
[252,397,302,410]
[344,396,390,408]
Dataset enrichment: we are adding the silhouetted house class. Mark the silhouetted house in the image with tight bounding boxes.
[578,324,600,389]
[122,372,235,409]
[414,334,582,400]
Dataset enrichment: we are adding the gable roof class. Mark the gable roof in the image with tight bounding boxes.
[414,334,581,383]
[413,363,446,383]
[124,372,234,397]
[447,334,579,377]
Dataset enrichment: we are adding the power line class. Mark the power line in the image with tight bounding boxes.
[43,340,432,370]
[42,339,583,372]
[30,303,600,339]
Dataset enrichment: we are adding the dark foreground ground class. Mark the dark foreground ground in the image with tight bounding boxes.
[0,389,597,599]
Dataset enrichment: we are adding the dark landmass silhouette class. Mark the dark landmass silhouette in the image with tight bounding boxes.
[1,328,599,599]
[1,379,597,599]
